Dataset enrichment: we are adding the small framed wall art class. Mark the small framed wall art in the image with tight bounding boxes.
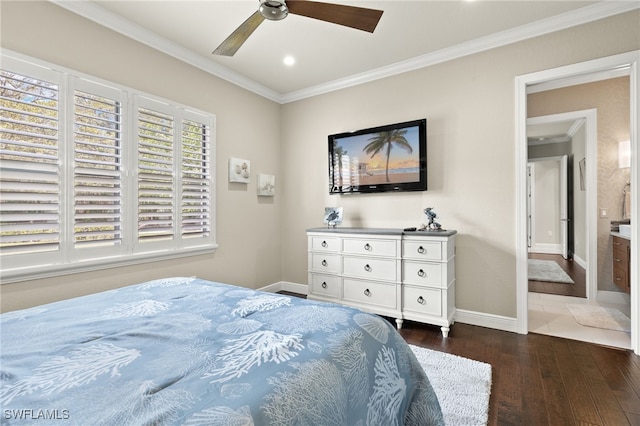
[229,157,250,183]
[323,207,343,227]
[578,157,586,191]
[257,174,275,197]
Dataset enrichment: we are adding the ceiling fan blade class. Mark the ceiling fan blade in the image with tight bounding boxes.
[213,11,265,56]
[286,1,383,33]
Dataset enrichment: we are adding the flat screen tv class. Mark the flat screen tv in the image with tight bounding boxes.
[328,118,427,194]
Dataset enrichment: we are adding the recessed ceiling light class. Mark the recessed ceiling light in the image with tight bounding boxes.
[283,55,295,66]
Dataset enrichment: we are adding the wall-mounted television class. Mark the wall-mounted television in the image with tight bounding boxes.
[328,118,427,194]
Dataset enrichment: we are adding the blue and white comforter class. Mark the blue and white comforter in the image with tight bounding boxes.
[1,277,444,425]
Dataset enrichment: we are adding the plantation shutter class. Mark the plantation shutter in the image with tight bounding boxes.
[136,101,175,242]
[181,116,211,239]
[1,53,216,281]
[0,69,60,255]
[73,85,123,248]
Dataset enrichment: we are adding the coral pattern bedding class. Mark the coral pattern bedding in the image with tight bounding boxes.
[0,277,444,425]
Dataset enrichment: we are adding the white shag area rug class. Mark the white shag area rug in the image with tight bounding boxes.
[528,259,574,284]
[410,344,492,426]
[566,304,631,332]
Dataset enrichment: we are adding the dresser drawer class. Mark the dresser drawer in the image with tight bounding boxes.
[343,238,397,257]
[403,286,442,317]
[403,261,443,287]
[310,253,340,274]
[309,274,341,298]
[403,240,442,261]
[310,236,340,252]
[343,256,396,281]
[343,279,397,309]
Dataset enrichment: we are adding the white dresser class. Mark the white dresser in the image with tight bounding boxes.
[307,227,456,337]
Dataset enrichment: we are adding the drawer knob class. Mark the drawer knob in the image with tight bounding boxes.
[417,269,425,277]
[322,282,327,289]
[364,264,372,272]
[417,246,425,254]
[321,240,328,248]
[364,243,372,251]
[364,289,371,297]
[417,296,425,304]
[321,259,328,267]
[614,258,622,262]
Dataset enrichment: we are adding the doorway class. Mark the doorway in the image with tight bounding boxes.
[515,51,639,355]
[528,156,569,260]
[528,155,586,297]
[526,110,596,300]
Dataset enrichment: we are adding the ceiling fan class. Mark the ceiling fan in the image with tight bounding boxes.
[213,0,384,56]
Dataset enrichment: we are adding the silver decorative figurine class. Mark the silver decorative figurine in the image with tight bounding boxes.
[421,207,443,231]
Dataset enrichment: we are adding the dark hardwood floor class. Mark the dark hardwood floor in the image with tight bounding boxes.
[279,291,640,425]
[529,253,587,298]
[400,321,640,426]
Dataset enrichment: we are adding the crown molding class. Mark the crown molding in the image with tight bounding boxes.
[567,117,586,138]
[49,0,283,103]
[527,135,572,146]
[50,0,639,105]
[282,1,640,103]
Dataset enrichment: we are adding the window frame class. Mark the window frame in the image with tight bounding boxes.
[0,51,217,284]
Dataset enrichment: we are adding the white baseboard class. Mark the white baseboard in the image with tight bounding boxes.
[573,254,587,269]
[259,281,308,295]
[598,290,631,305]
[454,309,519,333]
[260,281,519,334]
[529,243,562,255]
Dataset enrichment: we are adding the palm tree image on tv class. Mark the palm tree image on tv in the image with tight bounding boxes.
[332,141,347,189]
[364,129,412,183]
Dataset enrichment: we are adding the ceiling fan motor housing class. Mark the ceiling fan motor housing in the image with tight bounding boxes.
[260,0,289,20]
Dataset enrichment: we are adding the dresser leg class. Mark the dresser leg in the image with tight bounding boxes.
[395,318,403,330]
[441,326,450,338]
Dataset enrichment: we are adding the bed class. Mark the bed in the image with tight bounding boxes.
[1,277,444,425]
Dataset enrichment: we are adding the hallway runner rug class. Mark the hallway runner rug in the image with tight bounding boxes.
[410,344,492,426]
[528,259,574,284]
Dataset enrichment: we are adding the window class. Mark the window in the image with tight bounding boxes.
[1,65,60,259]
[133,97,213,251]
[0,54,216,282]
[73,86,123,250]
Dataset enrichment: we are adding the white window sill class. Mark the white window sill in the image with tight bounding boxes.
[0,245,218,284]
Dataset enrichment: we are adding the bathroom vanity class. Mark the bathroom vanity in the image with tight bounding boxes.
[612,228,631,294]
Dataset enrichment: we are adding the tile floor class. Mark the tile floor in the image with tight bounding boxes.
[528,292,632,349]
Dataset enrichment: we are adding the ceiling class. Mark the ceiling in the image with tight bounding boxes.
[52,0,638,103]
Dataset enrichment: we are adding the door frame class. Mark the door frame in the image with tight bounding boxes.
[515,51,639,355]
